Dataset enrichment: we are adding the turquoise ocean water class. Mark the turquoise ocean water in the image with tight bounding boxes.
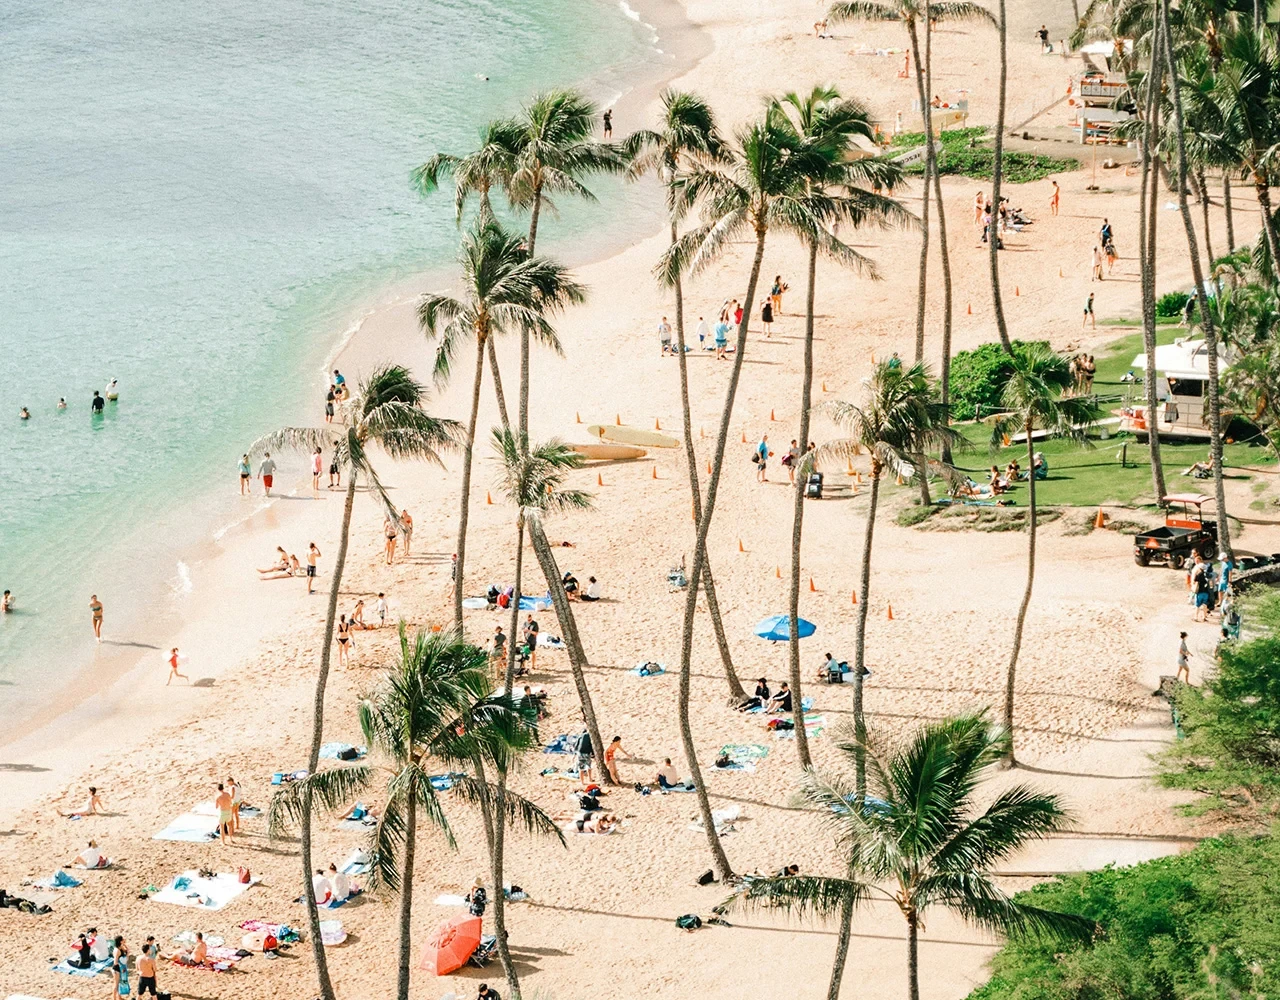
[0,0,665,720]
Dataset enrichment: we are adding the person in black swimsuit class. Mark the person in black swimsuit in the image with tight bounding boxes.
[602,109,613,138]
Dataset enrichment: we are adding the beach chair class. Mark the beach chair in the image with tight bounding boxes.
[667,564,688,591]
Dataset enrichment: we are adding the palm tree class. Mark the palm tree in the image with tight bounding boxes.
[827,0,994,359]
[989,0,1015,355]
[771,85,909,768]
[658,109,817,879]
[251,366,457,1000]
[990,345,1095,765]
[489,430,593,692]
[625,88,745,700]
[508,89,625,436]
[420,221,584,632]
[735,714,1092,1000]
[1158,0,1234,559]
[818,361,959,792]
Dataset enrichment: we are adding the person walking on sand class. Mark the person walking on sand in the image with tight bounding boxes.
[523,613,539,670]
[329,448,341,489]
[311,447,323,497]
[785,439,801,484]
[974,189,985,225]
[227,775,242,832]
[770,275,787,314]
[604,735,636,784]
[694,315,710,349]
[2,589,12,612]
[1083,291,1096,329]
[761,298,774,337]
[1049,179,1060,216]
[755,434,770,482]
[657,315,673,355]
[384,515,398,564]
[399,508,413,557]
[376,592,388,627]
[215,783,234,845]
[336,614,353,666]
[136,936,159,997]
[733,299,743,328]
[306,542,321,594]
[166,647,189,685]
[258,451,277,496]
[447,552,458,597]
[238,454,251,495]
[1176,631,1192,684]
[1091,244,1104,281]
[89,594,104,642]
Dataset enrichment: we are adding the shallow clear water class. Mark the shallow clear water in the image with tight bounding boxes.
[0,0,663,716]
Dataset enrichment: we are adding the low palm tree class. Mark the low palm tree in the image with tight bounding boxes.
[735,714,1092,1000]
[990,345,1095,765]
[251,366,457,1000]
[412,118,524,224]
[818,361,959,792]
[420,221,584,632]
[772,85,909,768]
[490,430,593,691]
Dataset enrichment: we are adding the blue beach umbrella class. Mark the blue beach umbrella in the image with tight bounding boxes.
[753,614,817,643]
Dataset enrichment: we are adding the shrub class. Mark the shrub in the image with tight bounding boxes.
[1156,290,1190,317]
[947,340,1048,421]
[889,127,1076,183]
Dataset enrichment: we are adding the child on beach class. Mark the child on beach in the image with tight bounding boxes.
[167,647,189,685]
[376,592,388,627]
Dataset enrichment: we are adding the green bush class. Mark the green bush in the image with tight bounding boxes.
[947,340,1047,421]
[1157,290,1190,317]
[970,833,1280,1000]
[889,126,1076,183]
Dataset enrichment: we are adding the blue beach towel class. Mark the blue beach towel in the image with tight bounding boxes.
[543,734,576,755]
[629,662,665,677]
[53,957,112,977]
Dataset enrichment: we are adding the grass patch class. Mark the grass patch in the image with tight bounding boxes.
[889,126,1077,183]
[914,505,1062,533]
[896,504,939,527]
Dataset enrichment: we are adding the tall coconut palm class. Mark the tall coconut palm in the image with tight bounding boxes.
[735,714,1092,1000]
[989,0,1015,355]
[818,361,959,792]
[827,0,994,360]
[659,109,818,878]
[990,345,1096,765]
[251,365,457,1000]
[1158,0,1234,559]
[420,221,584,633]
[489,430,593,692]
[624,88,745,700]
[771,85,909,768]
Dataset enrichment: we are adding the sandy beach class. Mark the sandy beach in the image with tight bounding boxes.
[2,0,1276,997]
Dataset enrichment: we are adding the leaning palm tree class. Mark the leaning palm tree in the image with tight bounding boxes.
[626,89,746,701]
[489,430,593,691]
[827,0,994,360]
[735,714,1092,1000]
[990,345,1095,765]
[659,108,817,879]
[251,366,457,1000]
[818,361,959,792]
[989,0,1015,355]
[771,85,909,768]
[420,221,584,632]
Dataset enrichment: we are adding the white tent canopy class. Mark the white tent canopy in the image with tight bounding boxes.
[1130,339,1229,380]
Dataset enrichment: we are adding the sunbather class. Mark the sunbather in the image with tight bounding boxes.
[59,786,104,818]
[575,813,617,834]
[257,547,289,575]
[327,863,352,902]
[338,801,377,823]
[656,758,681,789]
[70,933,94,969]
[73,840,106,868]
[766,682,792,714]
[177,931,208,966]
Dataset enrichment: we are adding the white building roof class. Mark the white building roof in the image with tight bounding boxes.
[1130,338,1229,380]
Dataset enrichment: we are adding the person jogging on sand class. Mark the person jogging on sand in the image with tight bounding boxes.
[89,594,104,642]
[167,647,189,685]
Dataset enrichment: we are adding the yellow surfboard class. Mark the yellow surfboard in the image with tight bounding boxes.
[586,424,681,449]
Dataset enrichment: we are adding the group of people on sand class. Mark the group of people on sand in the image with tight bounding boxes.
[489,613,545,676]
[1092,218,1119,281]
[679,276,788,359]
[383,508,413,563]
[754,435,813,484]
[258,542,323,593]
[324,368,350,423]
[68,929,163,994]
[311,861,357,906]
[1069,353,1097,393]
[975,189,1035,248]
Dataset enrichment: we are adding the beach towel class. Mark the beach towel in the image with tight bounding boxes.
[688,805,740,834]
[536,634,565,649]
[660,781,698,792]
[772,714,826,739]
[433,893,467,906]
[318,742,367,760]
[746,695,814,714]
[543,733,576,755]
[429,772,464,792]
[336,817,377,832]
[517,594,551,611]
[51,957,112,977]
[33,870,81,890]
[315,887,362,909]
[70,857,113,870]
[461,597,490,610]
[719,744,769,759]
[539,766,581,780]
[171,947,240,972]
[340,849,372,876]
[239,919,300,944]
[271,769,309,785]
[190,800,258,819]
[152,870,261,911]
[629,661,665,677]
[153,812,218,843]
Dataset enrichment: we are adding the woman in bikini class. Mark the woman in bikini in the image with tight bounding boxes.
[974,190,985,225]
[399,509,413,557]
[336,614,353,666]
[384,515,398,565]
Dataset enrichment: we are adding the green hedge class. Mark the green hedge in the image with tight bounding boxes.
[889,126,1076,184]
[947,341,1048,421]
[1157,290,1190,317]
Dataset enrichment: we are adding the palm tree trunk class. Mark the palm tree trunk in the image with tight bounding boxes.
[1002,429,1037,766]
[526,519,610,782]
[520,183,545,443]
[454,337,487,633]
[300,470,355,1000]
[1139,34,1167,502]
[672,220,744,699]
[1254,179,1280,285]
[505,514,525,693]
[1223,172,1235,251]
[396,781,417,1000]
[853,470,880,795]
[787,238,819,769]
[678,222,771,881]
[852,658,867,797]
[490,773,520,999]
[907,18,931,362]
[988,0,1014,355]
[1197,168,1215,269]
[827,895,855,1000]
[907,910,921,1000]
[1159,0,1233,559]
[488,338,511,432]
[924,9,956,464]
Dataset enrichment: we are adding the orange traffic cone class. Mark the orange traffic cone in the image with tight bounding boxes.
[1059,267,1064,278]
[655,418,661,430]
[846,460,855,476]
[851,590,858,605]
[1002,434,1012,447]
[597,473,604,487]
[616,413,622,425]
[770,408,776,421]
[707,460,712,474]
[700,427,706,439]
[576,411,582,423]
[967,302,972,315]
[741,431,747,443]
[809,577,817,592]
[652,465,659,479]
[1094,507,1106,528]
[1015,286,1020,296]
[738,539,745,553]
[486,491,493,505]
[871,352,876,364]
[887,602,895,620]
[775,566,782,579]
[822,381,828,393]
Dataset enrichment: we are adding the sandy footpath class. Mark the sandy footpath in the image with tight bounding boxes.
[1,0,1273,997]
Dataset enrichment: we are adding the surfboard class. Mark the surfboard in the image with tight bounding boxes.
[585,424,681,449]
[106,393,119,401]
[569,442,648,461]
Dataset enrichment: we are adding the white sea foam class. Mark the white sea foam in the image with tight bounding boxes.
[618,0,641,20]
[319,308,376,382]
[173,561,194,596]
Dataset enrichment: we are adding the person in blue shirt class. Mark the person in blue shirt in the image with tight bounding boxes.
[756,435,770,482]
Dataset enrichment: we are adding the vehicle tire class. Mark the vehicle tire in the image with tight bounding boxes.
[1171,553,1186,570]
[1199,542,1216,559]
[1135,551,1150,567]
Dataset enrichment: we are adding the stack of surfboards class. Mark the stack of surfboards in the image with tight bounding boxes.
[568,423,680,461]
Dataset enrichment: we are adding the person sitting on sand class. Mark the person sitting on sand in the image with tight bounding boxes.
[177,932,208,967]
[258,547,289,575]
[327,862,352,902]
[478,983,502,1000]
[466,878,488,917]
[575,813,617,834]
[562,571,579,599]
[581,576,602,602]
[73,840,106,869]
[312,869,333,906]
[766,681,792,714]
[738,677,770,711]
[60,786,104,818]
[70,933,94,969]
[776,863,800,877]
[351,599,367,629]
[338,801,377,823]
[656,758,681,790]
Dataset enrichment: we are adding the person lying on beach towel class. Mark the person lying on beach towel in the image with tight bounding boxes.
[573,813,618,834]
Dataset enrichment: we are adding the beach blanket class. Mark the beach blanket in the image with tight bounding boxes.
[536,634,565,649]
[746,695,815,714]
[152,870,261,911]
[51,957,112,977]
[629,661,665,677]
[171,946,240,972]
[433,893,467,906]
[543,733,577,755]
[539,766,581,780]
[659,781,698,793]
[340,849,372,876]
[336,817,377,832]
[33,870,81,890]
[518,594,551,611]
[772,714,826,739]
[688,805,740,835]
[719,744,769,759]
[429,772,464,792]
[239,919,300,943]
[318,742,367,760]
[313,887,362,910]
[271,769,309,785]
[153,812,218,843]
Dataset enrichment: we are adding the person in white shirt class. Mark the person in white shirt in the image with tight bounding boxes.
[376,592,388,627]
[74,841,104,869]
[582,576,602,602]
[312,869,332,906]
[657,317,672,355]
[694,316,710,348]
[328,863,351,901]
[89,929,112,961]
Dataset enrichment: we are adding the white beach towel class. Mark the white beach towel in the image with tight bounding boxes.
[153,812,218,843]
[688,805,741,834]
[433,893,467,906]
[152,870,260,911]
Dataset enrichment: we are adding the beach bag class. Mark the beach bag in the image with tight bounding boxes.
[676,914,702,930]
[337,746,359,761]
[238,866,252,884]
[750,452,761,465]
[497,592,510,609]
[263,933,278,952]
[697,870,715,886]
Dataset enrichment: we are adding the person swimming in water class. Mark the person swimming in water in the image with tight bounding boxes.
[19,407,30,420]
